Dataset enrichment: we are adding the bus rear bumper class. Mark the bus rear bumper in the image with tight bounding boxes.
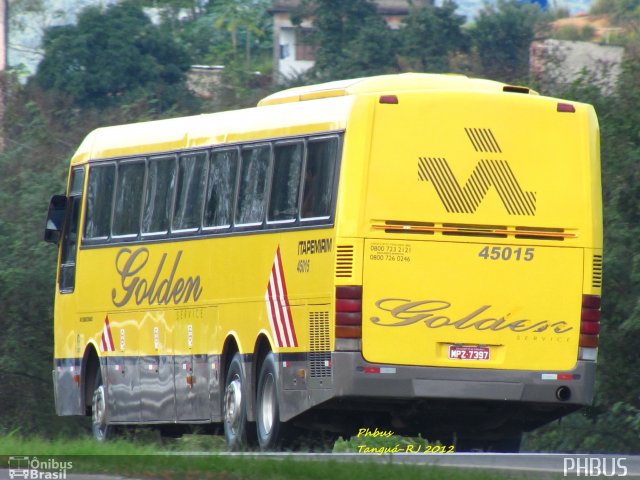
[329,352,596,406]
[279,352,595,426]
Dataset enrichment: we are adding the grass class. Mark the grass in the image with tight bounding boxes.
[0,432,524,480]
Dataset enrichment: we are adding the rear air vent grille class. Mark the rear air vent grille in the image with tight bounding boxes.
[514,226,567,241]
[442,223,507,239]
[373,221,576,240]
[382,220,435,234]
[336,245,354,278]
[464,127,502,153]
[592,255,603,288]
[309,311,331,378]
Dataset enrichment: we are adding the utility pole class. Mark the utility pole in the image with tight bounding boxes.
[0,0,6,152]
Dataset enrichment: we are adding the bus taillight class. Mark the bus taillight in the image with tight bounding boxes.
[579,294,601,355]
[336,286,362,338]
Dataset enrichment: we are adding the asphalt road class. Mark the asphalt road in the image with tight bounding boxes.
[1,453,639,479]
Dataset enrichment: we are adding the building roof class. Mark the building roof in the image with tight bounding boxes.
[270,0,430,14]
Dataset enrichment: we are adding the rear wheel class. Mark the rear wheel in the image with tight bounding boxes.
[256,352,290,450]
[223,353,254,450]
[91,369,115,441]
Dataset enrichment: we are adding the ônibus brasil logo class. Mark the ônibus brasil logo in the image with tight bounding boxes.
[8,456,73,479]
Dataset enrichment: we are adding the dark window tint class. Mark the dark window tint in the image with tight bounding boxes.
[269,142,303,222]
[142,156,176,234]
[236,145,270,225]
[113,160,145,236]
[84,163,115,239]
[173,152,207,230]
[59,167,85,292]
[301,137,338,218]
[204,149,238,228]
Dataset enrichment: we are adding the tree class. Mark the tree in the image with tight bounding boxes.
[32,1,192,110]
[298,0,398,81]
[133,0,207,25]
[470,0,543,83]
[398,1,469,73]
[524,54,640,454]
[211,0,270,68]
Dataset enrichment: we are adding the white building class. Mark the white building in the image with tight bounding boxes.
[530,39,624,94]
[270,0,430,81]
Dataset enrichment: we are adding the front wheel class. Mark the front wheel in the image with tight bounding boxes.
[92,369,115,441]
[223,353,253,450]
[256,352,290,450]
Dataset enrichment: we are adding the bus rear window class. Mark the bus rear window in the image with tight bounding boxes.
[204,149,238,229]
[236,145,271,225]
[84,163,115,240]
[302,137,338,219]
[112,160,145,237]
[173,152,207,231]
[269,142,303,223]
[142,156,176,235]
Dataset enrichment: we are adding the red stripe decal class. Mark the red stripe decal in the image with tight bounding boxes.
[265,247,298,347]
[100,315,115,352]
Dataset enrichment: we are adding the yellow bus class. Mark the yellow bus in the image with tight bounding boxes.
[45,73,602,451]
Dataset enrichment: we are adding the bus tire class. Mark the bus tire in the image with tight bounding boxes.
[223,353,253,450]
[256,352,289,450]
[91,369,114,442]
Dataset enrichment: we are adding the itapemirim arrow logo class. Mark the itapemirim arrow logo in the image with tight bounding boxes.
[418,128,536,216]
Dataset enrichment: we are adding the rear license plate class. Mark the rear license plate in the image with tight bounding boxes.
[448,345,490,360]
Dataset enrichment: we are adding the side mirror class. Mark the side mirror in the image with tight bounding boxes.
[44,194,68,245]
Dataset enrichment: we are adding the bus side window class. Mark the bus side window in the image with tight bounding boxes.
[143,156,176,235]
[204,149,238,229]
[84,163,115,241]
[269,142,303,223]
[173,152,208,231]
[302,137,338,219]
[236,145,271,225]
[112,160,145,238]
[59,167,85,293]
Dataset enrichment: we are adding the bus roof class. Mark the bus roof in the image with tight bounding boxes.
[257,73,538,106]
[70,73,538,165]
[70,96,354,165]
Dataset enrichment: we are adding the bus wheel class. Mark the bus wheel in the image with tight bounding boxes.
[223,353,252,450]
[256,352,289,450]
[91,369,113,441]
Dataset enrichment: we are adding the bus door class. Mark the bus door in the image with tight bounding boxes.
[57,167,85,295]
[49,166,85,415]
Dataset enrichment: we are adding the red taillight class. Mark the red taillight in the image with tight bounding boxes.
[336,286,362,338]
[579,294,601,348]
[580,321,600,335]
[379,95,398,104]
[582,294,601,309]
[557,102,576,113]
[336,298,361,312]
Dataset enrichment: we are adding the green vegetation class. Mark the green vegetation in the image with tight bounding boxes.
[469,0,544,82]
[33,1,193,110]
[0,435,517,480]
[551,24,596,41]
[0,0,639,458]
